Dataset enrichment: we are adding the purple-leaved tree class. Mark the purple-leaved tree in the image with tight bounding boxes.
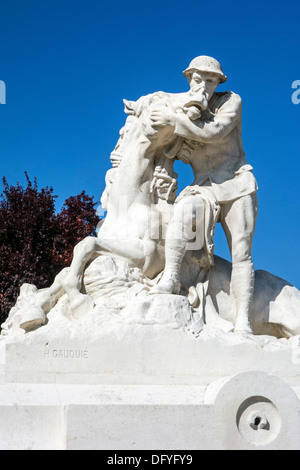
[0,173,100,324]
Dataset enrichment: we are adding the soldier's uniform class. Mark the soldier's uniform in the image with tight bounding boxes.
[175,90,258,204]
[155,56,258,333]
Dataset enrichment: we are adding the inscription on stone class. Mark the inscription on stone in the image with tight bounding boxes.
[44,348,88,359]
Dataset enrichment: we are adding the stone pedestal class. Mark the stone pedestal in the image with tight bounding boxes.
[1,318,300,450]
[0,372,299,450]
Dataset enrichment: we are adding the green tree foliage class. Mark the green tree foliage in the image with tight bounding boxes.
[0,173,100,324]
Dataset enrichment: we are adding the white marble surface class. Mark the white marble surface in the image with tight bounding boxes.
[0,372,298,450]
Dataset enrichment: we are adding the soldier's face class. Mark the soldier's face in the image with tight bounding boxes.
[188,71,220,101]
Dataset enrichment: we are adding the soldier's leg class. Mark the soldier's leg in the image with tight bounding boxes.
[220,193,258,334]
[151,195,205,294]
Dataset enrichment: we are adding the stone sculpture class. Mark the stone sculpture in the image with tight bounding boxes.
[150,56,258,337]
[2,56,300,451]
[2,56,300,342]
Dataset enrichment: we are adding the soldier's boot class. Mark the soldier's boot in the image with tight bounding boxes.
[231,259,255,334]
[150,239,185,295]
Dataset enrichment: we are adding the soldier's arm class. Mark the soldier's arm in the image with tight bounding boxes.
[174,92,242,143]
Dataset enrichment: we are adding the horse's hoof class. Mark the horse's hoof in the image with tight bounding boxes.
[19,306,47,332]
[70,294,95,319]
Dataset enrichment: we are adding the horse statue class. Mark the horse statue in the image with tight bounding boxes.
[3,87,300,341]
[2,86,213,332]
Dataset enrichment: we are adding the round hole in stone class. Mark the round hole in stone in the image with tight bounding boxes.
[236,396,281,446]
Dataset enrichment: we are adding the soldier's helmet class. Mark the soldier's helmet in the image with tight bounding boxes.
[183,56,227,83]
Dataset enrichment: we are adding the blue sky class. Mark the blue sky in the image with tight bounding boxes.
[0,0,300,288]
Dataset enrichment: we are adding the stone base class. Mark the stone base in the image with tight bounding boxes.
[0,372,299,450]
[2,318,300,386]
[2,302,300,450]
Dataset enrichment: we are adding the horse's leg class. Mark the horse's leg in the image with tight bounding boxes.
[33,268,67,314]
[15,269,68,332]
[62,237,101,292]
[62,235,155,318]
[67,235,151,286]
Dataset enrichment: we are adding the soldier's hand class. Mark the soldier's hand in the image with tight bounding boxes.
[150,107,176,128]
